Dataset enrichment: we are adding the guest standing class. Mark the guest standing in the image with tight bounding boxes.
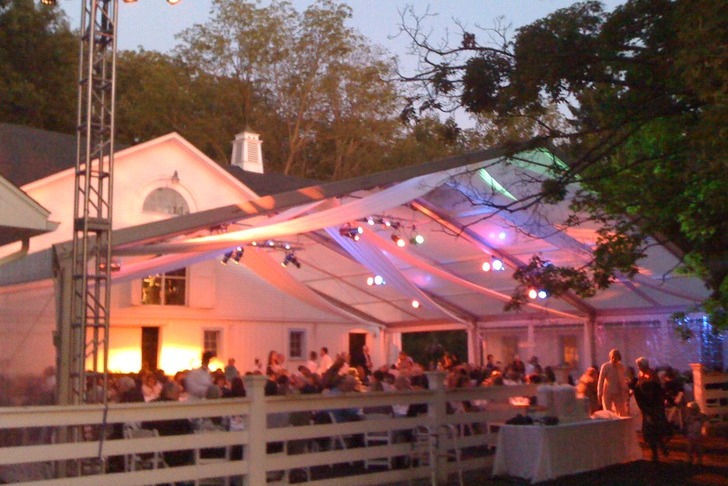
[630,357,670,462]
[597,348,629,416]
[684,401,708,465]
[576,366,600,415]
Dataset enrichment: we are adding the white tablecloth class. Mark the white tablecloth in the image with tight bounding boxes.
[492,417,642,483]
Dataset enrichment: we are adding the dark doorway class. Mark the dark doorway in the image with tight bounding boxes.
[403,330,468,370]
[349,332,366,370]
[141,327,159,371]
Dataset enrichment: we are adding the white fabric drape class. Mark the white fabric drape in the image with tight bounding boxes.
[241,247,380,326]
[115,163,486,256]
[360,230,580,319]
[324,227,471,324]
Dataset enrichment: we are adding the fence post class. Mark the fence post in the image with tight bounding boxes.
[244,374,269,486]
[426,371,448,484]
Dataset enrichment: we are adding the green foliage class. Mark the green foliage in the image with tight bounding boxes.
[173,0,415,179]
[0,0,77,132]
[404,0,727,330]
[402,330,468,369]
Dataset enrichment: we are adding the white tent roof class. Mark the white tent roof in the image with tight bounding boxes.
[0,145,708,329]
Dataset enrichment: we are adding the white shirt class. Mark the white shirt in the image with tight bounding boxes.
[319,353,333,374]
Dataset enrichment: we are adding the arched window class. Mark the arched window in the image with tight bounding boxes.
[142,187,189,216]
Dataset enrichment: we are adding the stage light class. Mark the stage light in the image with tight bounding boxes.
[367,275,385,286]
[482,261,491,272]
[282,252,301,268]
[492,258,505,271]
[221,251,232,265]
[340,225,363,241]
[391,234,405,247]
[366,216,375,225]
[528,288,538,299]
[410,233,424,245]
[232,247,244,264]
[498,231,507,240]
[537,290,548,299]
[411,299,420,309]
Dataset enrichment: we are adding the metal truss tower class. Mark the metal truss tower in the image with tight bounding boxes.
[68,0,118,405]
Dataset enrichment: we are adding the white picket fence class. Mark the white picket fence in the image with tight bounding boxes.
[0,372,537,485]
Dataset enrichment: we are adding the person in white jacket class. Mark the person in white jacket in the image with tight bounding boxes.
[597,348,629,416]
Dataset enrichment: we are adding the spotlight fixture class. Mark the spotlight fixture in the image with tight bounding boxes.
[410,233,425,245]
[492,258,505,271]
[40,0,56,4]
[232,247,244,264]
[482,257,505,272]
[366,275,385,286]
[339,225,363,241]
[99,260,121,272]
[528,288,549,299]
[282,252,301,268]
[411,299,420,309]
[361,216,402,229]
[221,247,244,265]
[391,234,406,248]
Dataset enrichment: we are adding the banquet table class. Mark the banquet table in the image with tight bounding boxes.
[492,417,642,483]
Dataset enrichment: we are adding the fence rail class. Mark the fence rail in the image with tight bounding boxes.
[0,372,537,485]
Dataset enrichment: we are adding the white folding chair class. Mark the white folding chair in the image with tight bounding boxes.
[363,413,394,470]
[409,424,463,486]
[123,426,167,472]
[194,429,231,486]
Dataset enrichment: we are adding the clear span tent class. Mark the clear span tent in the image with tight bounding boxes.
[1,144,708,338]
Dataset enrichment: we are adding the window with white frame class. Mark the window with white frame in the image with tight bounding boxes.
[141,268,187,306]
[142,187,189,215]
[560,335,579,367]
[204,330,221,358]
[288,329,306,359]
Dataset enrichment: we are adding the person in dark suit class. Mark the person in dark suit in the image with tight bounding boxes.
[630,357,670,462]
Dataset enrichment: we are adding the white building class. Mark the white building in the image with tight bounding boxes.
[0,123,720,390]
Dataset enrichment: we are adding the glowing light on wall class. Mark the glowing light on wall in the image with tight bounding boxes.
[105,348,142,373]
[159,346,208,375]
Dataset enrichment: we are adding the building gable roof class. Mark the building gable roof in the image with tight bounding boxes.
[0,123,77,187]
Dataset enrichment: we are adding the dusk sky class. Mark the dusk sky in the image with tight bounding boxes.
[64,0,623,76]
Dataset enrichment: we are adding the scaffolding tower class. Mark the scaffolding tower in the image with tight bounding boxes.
[65,0,118,406]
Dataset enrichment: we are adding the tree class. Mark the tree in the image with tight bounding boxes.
[174,0,407,179]
[0,0,77,132]
[401,0,727,330]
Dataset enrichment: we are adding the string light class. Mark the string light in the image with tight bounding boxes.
[391,234,406,248]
